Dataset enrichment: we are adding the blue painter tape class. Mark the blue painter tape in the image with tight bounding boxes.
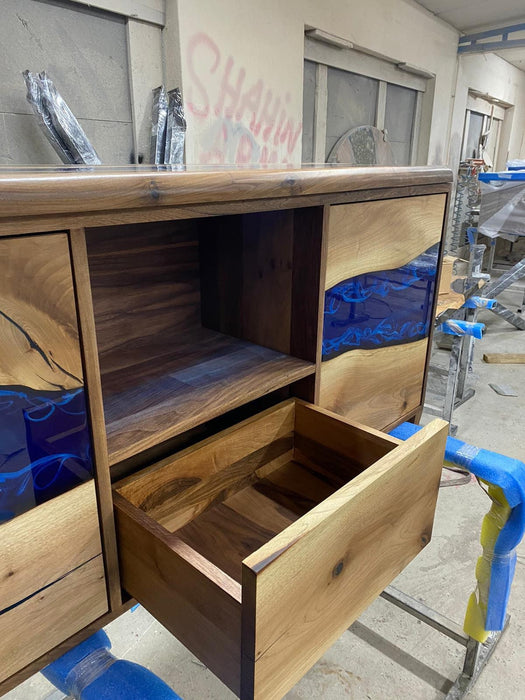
[464,296,497,309]
[437,320,485,338]
[389,422,525,633]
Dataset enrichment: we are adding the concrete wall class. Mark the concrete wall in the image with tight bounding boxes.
[172,0,460,166]
[449,53,525,173]
[1,1,524,170]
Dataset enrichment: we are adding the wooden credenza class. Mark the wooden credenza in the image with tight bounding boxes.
[0,165,451,699]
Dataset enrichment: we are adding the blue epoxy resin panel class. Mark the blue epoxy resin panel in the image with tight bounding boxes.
[323,244,439,361]
[0,386,93,523]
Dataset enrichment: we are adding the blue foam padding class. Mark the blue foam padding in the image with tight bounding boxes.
[479,171,525,181]
[437,319,485,338]
[389,423,525,632]
[42,630,182,699]
[42,631,111,694]
[464,296,497,309]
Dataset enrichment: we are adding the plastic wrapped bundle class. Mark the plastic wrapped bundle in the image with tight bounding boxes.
[150,85,168,165]
[164,88,186,166]
[23,70,101,165]
[478,171,525,241]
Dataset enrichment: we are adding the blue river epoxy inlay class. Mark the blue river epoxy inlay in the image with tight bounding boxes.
[0,386,93,523]
[323,244,439,361]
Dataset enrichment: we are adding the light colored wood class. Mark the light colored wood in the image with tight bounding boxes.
[0,234,82,391]
[115,400,296,530]
[325,194,447,289]
[0,166,452,221]
[241,418,448,700]
[319,339,428,430]
[483,353,525,364]
[68,228,122,611]
[0,482,101,613]
[0,182,451,237]
[0,555,107,683]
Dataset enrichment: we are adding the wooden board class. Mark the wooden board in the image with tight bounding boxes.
[319,339,427,430]
[325,194,446,289]
[114,493,243,695]
[0,234,82,391]
[0,482,101,613]
[69,228,122,611]
[483,353,525,364]
[103,331,312,465]
[0,166,452,220]
[241,418,448,700]
[0,555,107,683]
[115,400,296,529]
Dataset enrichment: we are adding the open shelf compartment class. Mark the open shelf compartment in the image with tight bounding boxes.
[85,209,323,465]
[113,399,447,699]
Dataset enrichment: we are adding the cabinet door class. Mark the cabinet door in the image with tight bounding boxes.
[319,194,446,429]
[0,234,107,683]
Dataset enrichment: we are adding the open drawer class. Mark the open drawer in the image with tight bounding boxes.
[113,399,447,700]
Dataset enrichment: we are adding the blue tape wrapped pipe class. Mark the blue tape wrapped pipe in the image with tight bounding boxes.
[390,422,525,635]
[436,319,485,338]
[464,296,497,309]
[42,630,182,699]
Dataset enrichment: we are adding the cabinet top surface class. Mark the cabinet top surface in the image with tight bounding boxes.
[0,165,452,220]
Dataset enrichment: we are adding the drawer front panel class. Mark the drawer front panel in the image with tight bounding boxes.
[241,412,447,700]
[0,481,102,612]
[0,234,93,523]
[320,195,445,428]
[0,555,107,683]
[319,339,427,429]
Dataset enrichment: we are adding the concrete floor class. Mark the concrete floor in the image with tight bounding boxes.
[5,279,525,700]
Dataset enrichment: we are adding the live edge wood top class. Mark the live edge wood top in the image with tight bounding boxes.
[0,165,452,220]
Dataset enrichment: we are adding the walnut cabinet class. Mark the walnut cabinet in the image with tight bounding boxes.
[0,165,451,698]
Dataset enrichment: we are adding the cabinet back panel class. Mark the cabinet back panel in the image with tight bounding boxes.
[86,220,202,368]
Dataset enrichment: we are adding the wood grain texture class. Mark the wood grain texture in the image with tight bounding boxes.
[0,234,82,390]
[0,481,101,613]
[103,330,313,465]
[0,166,452,219]
[0,555,107,683]
[325,194,447,289]
[241,418,448,700]
[86,220,201,361]
[68,228,122,610]
[0,182,452,238]
[115,400,296,529]
[114,493,243,695]
[319,338,428,430]
[483,353,525,364]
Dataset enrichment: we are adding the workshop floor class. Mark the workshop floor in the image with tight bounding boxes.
[6,279,525,700]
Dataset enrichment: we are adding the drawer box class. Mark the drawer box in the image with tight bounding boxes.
[113,399,447,700]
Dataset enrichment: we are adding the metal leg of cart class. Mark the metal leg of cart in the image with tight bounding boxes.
[380,586,510,700]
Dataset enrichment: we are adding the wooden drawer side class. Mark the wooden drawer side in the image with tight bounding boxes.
[241,416,448,700]
[114,493,243,695]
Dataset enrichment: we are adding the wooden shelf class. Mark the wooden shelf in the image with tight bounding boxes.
[102,328,315,465]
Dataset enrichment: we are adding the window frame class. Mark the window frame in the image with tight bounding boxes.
[304,35,428,165]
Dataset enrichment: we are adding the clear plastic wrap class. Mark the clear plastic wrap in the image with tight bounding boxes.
[478,175,525,241]
[150,85,168,165]
[23,70,74,163]
[23,70,101,165]
[164,87,186,166]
